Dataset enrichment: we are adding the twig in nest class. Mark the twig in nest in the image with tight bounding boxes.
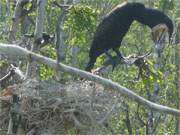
[0,64,17,84]
[7,94,21,134]
[26,126,38,135]
[98,99,119,125]
[0,67,15,84]
[10,64,25,80]
[0,96,11,102]
[0,64,25,84]
[0,84,17,99]
[72,113,88,129]
[90,82,96,109]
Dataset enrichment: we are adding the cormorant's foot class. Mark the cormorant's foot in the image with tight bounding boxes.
[104,56,133,70]
[103,56,124,71]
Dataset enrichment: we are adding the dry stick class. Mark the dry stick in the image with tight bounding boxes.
[7,94,21,135]
[0,70,14,84]
[0,64,25,84]
[98,99,119,124]
[0,44,180,116]
[72,113,88,129]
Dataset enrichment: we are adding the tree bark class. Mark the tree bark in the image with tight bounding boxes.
[55,0,72,81]
[26,0,47,78]
[9,0,30,42]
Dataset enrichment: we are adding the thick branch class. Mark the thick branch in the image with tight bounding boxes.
[0,44,180,116]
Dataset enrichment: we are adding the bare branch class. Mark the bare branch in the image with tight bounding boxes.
[0,64,25,84]
[0,44,180,116]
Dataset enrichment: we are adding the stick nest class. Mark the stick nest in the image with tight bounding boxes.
[0,79,121,135]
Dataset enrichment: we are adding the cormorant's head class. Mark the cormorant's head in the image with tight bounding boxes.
[165,18,173,44]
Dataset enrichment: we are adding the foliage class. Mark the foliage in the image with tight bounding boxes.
[64,4,100,68]
[39,46,56,79]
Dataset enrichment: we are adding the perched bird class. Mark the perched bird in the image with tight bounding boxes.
[24,32,54,45]
[85,2,146,71]
[85,2,173,72]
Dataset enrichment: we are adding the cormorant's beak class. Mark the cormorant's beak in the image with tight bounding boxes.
[168,33,173,45]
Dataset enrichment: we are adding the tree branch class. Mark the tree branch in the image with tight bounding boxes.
[0,43,180,116]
